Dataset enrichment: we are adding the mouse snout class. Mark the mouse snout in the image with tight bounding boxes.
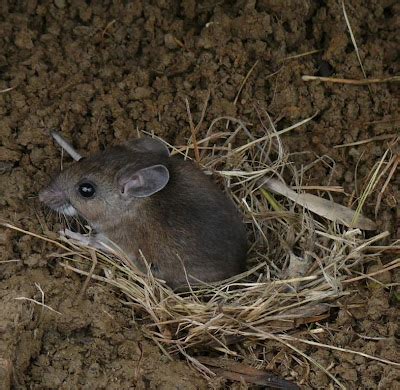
[39,187,68,210]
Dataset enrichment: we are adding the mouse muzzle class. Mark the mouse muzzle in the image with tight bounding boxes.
[39,187,77,216]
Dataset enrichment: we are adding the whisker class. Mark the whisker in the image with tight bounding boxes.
[63,212,70,230]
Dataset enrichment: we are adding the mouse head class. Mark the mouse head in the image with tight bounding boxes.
[39,138,170,227]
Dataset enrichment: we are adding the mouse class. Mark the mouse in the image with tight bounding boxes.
[39,136,248,289]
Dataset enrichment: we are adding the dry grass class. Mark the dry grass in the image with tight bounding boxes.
[302,75,400,85]
[2,116,400,388]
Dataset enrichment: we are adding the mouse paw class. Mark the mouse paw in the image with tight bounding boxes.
[60,229,91,246]
[60,229,109,252]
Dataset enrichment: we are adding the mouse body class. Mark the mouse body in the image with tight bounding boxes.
[39,138,248,288]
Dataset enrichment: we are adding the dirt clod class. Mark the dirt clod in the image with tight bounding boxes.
[1,0,399,388]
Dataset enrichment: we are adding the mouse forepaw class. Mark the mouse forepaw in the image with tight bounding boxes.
[60,229,91,246]
[60,229,118,257]
[60,229,104,250]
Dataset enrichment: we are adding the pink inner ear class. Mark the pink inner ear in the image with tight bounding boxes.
[122,174,143,195]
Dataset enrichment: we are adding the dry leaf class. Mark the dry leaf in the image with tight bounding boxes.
[197,357,299,389]
[261,178,376,230]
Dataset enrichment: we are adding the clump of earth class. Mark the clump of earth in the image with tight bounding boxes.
[0,1,399,388]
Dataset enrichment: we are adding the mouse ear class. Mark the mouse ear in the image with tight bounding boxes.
[125,137,170,157]
[118,164,170,198]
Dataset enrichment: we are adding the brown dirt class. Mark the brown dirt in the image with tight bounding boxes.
[1,0,399,389]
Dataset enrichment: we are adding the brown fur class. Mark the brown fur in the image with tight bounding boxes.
[40,139,248,289]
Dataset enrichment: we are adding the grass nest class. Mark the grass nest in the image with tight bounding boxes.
[3,115,400,388]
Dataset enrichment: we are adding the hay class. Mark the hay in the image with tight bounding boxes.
[2,116,400,387]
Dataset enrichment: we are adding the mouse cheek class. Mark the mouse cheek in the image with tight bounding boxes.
[74,200,104,225]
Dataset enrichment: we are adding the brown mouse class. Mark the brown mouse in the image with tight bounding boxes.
[39,136,248,289]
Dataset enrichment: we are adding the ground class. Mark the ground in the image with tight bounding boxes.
[0,0,399,389]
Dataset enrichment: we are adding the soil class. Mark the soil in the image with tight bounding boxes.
[0,0,399,389]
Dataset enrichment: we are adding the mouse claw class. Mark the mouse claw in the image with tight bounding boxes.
[58,229,68,239]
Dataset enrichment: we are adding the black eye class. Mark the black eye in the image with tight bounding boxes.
[78,182,96,198]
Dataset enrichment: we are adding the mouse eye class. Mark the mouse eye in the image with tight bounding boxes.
[78,182,96,198]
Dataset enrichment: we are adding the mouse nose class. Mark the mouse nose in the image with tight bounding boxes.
[39,187,67,209]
